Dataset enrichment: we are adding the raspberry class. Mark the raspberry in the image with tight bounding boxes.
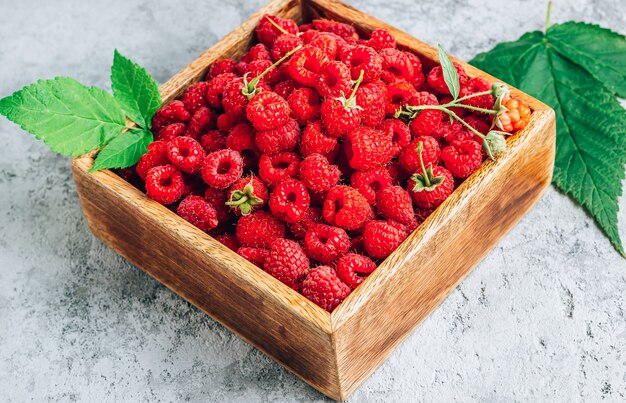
[256,14,299,47]
[288,46,329,86]
[246,91,290,131]
[341,45,382,83]
[320,96,361,138]
[241,43,272,63]
[255,118,299,155]
[336,253,376,288]
[273,79,298,99]
[206,73,237,108]
[439,96,468,118]
[201,149,243,189]
[215,233,239,251]
[356,80,386,127]
[176,195,219,231]
[378,118,410,157]
[288,87,321,123]
[151,100,191,132]
[166,136,206,174]
[271,34,304,61]
[246,60,282,86]
[367,29,396,51]
[302,266,351,312]
[299,29,318,43]
[222,78,270,119]
[380,48,414,83]
[204,187,232,222]
[225,123,259,170]
[408,164,454,209]
[405,52,425,88]
[269,178,311,223]
[427,62,468,95]
[350,167,393,204]
[309,32,341,59]
[238,246,270,267]
[136,141,169,180]
[434,121,474,143]
[385,79,416,115]
[323,185,370,230]
[312,19,358,42]
[300,121,338,159]
[299,153,341,193]
[145,165,185,205]
[156,122,186,141]
[407,92,443,137]
[258,152,301,188]
[207,59,237,79]
[376,186,414,226]
[344,126,393,171]
[200,129,226,153]
[363,220,408,259]
[288,206,322,239]
[264,238,310,291]
[216,112,241,131]
[226,176,268,216]
[304,223,350,264]
[182,81,209,113]
[386,160,410,185]
[459,77,494,112]
[349,236,366,254]
[314,61,351,98]
[399,136,441,174]
[236,211,286,248]
[441,140,483,178]
[496,95,531,132]
[185,107,212,140]
[464,115,490,136]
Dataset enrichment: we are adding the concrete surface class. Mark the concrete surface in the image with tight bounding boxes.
[1,0,625,401]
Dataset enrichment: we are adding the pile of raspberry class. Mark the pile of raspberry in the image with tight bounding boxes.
[125,15,524,312]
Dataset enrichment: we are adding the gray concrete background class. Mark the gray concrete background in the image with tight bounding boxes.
[0,0,625,401]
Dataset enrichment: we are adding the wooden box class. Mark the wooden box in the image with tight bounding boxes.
[71,0,556,400]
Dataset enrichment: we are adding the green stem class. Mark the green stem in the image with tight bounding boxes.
[416,141,431,187]
[441,102,497,115]
[445,109,487,139]
[266,15,290,36]
[349,70,365,99]
[545,0,553,32]
[225,195,249,207]
[249,44,302,89]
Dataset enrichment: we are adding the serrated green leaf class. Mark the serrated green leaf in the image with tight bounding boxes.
[90,128,152,172]
[470,25,626,256]
[437,44,460,99]
[0,77,126,156]
[547,22,626,98]
[111,50,161,128]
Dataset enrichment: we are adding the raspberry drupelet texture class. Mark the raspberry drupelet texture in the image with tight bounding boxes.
[322,185,371,230]
[225,123,259,170]
[256,14,299,47]
[344,126,393,171]
[288,207,322,240]
[385,79,416,115]
[341,45,382,83]
[427,62,468,95]
[166,136,206,174]
[200,129,227,153]
[236,211,286,248]
[399,136,441,174]
[176,195,219,231]
[363,220,409,259]
[367,29,396,51]
[145,165,185,205]
[299,153,341,193]
[315,61,352,98]
[255,118,300,155]
[288,87,321,123]
[156,122,186,141]
[258,152,301,188]
[309,32,342,60]
[459,77,494,112]
[304,223,351,264]
[246,91,290,131]
[207,59,237,79]
[201,149,243,189]
[376,186,415,226]
[185,107,212,140]
[356,81,387,127]
[204,187,232,223]
[441,140,483,178]
[238,246,270,267]
[206,73,237,109]
[407,92,443,137]
[302,266,351,312]
[215,233,239,251]
[182,81,209,113]
[264,238,310,291]
[408,164,455,209]
[299,121,338,159]
[336,253,377,288]
[380,48,415,83]
[136,141,169,180]
[269,178,311,223]
[379,118,411,157]
[350,167,393,205]
[289,46,329,87]
[497,95,531,132]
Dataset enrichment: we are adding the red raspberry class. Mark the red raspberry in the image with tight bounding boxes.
[386,160,410,185]
[341,45,382,83]
[439,96,468,118]
[222,78,270,119]
[264,238,310,291]
[300,121,338,159]
[246,59,282,86]
[238,246,270,267]
[288,87,321,123]
[312,19,358,42]
[464,115,490,136]
[314,61,351,98]
[376,186,415,226]
[380,48,414,83]
[288,46,329,86]
[299,28,318,43]
[434,121,474,143]
[225,123,259,170]
[408,164,454,209]
[136,141,169,180]
[207,59,237,79]
[176,195,218,231]
[309,32,341,59]
[385,79,416,115]
[399,136,441,174]
[151,100,191,132]
[181,81,209,113]
[304,224,350,264]
[273,79,298,99]
[299,153,341,193]
[226,176,268,216]
[236,211,286,248]
[336,253,376,288]
[156,122,186,141]
[407,92,443,137]
[320,96,361,138]
[350,167,393,204]
[302,266,351,312]
[201,149,243,189]
[241,43,272,63]
[246,91,290,131]
[356,80,386,127]
[459,77,494,112]
[215,233,239,251]
[206,73,237,108]
[256,14,299,47]
[288,206,322,239]
[427,62,469,95]
[145,165,185,205]
[216,112,241,131]
[185,107,212,140]
[363,220,408,259]
[378,118,410,157]
[323,185,370,230]
[344,126,393,171]
[166,136,206,174]
[367,29,396,51]
[405,52,425,88]
[200,129,226,153]
[258,152,301,188]
[255,118,299,155]
[204,187,232,222]
[441,140,483,178]
[271,34,303,61]
[269,178,310,223]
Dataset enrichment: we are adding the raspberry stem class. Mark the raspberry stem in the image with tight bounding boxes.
[242,44,303,99]
[341,70,365,110]
[416,141,431,187]
[266,15,291,36]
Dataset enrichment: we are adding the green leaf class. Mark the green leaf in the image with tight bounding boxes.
[437,44,460,99]
[470,24,626,256]
[111,49,161,128]
[547,22,626,98]
[0,77,126,156]
[90,128,152,172]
